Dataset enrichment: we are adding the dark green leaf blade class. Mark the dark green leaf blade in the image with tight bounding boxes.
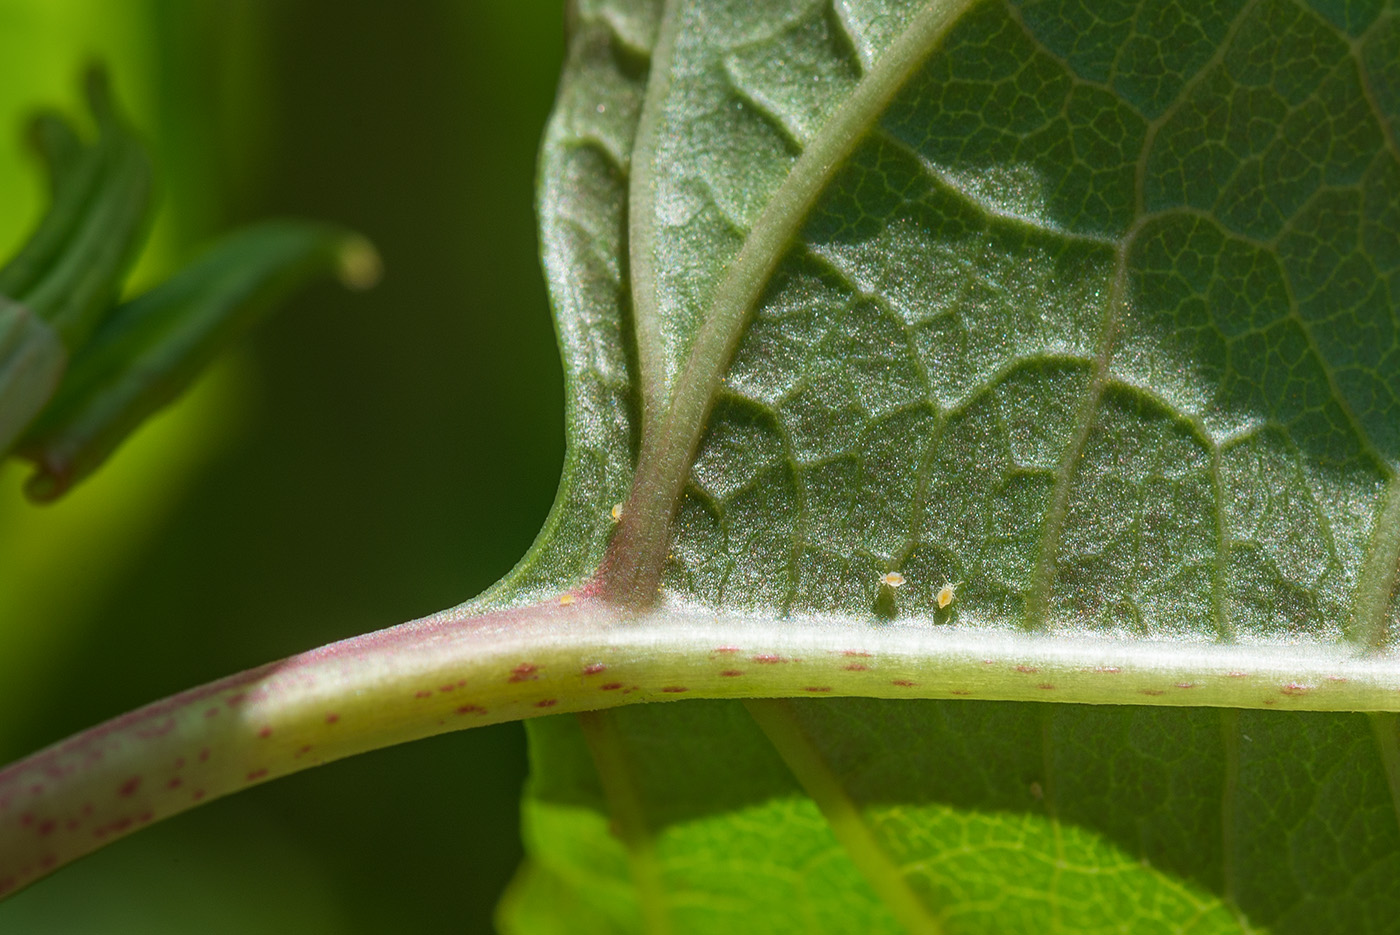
[509,0,1400,932]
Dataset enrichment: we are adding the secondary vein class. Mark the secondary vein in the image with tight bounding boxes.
[577,710,673,935]
[1351,474,1400,651]
[1022,244,1129,630]
[745,699,945,935]
[602,0,980,606]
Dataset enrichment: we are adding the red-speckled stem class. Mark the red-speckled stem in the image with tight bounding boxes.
[6,595,1400,897]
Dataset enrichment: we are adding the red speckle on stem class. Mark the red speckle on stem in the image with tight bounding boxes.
[295,745,313,757]
[1094,666,1121,674]
[258,726,273,739]
[1037,684,1056,691]
[1327,675,1349,683]
[1226,671,1248,678]
[1014,665,1038,674]
[661,687,688,693]
[325,713,340,724]
[438,683,458,693]
[246,769,268,782]
[456,704,487,715]
[199,748,211,763]
[37,819,55,837]
[226,693,246,707]
[844,664,868,671]
[950,689,972,696]
[19,813,33,827]
[117,777,140,798]
[713,646,740,654]
[582,663,607,676]
[137,811,154,825]
[166,778,183,790]
[842,650,872,657]
[1281,682,1312,696]
[414,690,432,699]
[600,682,623,691]
[753,654,786,664]
[1139,689,1165,696]
[510,663,541,682]
[804,687,832,693]
[1176,682,1196,690]
[135,718,177,740]
[535,699,558,708]
[203,707,219,719]
[192,789,206,801]
[720,670,744,677]
[891,679,915,687]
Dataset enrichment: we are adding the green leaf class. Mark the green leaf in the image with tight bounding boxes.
[4,0,1400,930]
[506,0,1400,930]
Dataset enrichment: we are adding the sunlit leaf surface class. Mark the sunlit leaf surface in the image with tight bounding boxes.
[502,0,1400,931]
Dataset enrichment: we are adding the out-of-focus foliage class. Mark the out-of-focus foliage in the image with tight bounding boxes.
[0,1,564,931]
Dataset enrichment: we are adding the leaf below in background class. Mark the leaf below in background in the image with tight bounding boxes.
[498,0,1400,931]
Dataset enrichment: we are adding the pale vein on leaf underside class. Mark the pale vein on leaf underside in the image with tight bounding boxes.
[1368,712,1400,869]
[1130,0,1263,218]
[606,0,981,606]
[1022,245,1128,631]
[577,710,673,935]
[1218,708,1251,932]
[745,699,945,935]
[1352,15,1400,165]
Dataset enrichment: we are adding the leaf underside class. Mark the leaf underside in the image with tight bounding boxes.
[3,0,1399,928]
[502,0,1400,931]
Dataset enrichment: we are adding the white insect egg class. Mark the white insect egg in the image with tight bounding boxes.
[880,571,906,589]
[936,581,962,610]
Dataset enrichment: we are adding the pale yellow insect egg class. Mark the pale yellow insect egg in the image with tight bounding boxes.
[880,571,906,589]
[559,593,576,606]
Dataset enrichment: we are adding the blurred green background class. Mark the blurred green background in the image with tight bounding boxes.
[0,1,566,931]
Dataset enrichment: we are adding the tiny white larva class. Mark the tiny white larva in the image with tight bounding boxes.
[610,502,624,522]
[880,571,906,589]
